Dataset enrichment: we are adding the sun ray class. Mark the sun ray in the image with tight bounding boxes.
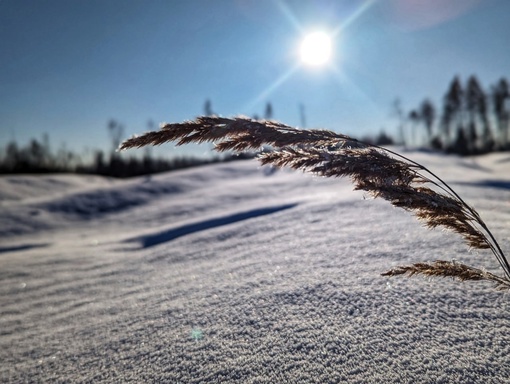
[333,0,378,37]
[328,65,384,119]
[242,0,379,118]
[275,0,303,33]
[242,63,300,113]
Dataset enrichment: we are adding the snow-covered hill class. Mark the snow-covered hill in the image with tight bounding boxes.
[1,151,510,382]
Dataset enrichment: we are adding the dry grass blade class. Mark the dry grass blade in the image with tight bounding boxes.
[382,260,510,290]
[260,146,497,254]
[120,116,510,289]
[119,116,350,152]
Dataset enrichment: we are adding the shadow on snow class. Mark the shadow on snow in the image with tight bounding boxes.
[129,203,298,249]
[0,243,50,254]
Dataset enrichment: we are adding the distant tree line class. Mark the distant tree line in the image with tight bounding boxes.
[399,75,510,155]
[0,134,76,174]
[0,134,252,178]
[7,79,506,178]
[0,118,254,178]
[1,98,276,178]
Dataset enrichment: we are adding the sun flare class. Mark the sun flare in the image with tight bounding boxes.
[299,31,332,66]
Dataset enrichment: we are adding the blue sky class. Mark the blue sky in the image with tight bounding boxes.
[1,0,510,158]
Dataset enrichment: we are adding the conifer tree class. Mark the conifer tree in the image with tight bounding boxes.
[419,99,435,144]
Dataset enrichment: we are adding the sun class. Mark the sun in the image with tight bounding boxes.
[299,31,333,66]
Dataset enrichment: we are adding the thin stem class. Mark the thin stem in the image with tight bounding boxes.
[330,135,510,279]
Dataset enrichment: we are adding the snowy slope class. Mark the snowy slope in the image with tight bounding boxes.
[1,151,510,383]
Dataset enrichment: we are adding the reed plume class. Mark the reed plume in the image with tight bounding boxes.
[120,116,510,290]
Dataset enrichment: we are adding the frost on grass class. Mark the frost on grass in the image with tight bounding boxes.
[120,116,510,290]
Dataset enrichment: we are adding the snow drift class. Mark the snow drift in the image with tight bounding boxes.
[1,151,510,382]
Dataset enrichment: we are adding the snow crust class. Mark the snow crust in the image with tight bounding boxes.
[1,151,510,382]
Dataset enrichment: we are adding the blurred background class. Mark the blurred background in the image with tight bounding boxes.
[1,0,510,177]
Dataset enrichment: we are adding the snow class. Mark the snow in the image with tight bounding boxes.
[1,151,510,382]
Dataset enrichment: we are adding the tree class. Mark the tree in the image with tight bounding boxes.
[477,84,494,153]
[143,120,155,174]
[108,119,124,153]
[375,130,394,146]
[204,99,214,116]
[466,121,478,153]
[466,75,493,153]
[4,142,20,171]
[419,99,435,144]
[466,76,482,152]
[94,150,106,175]
[299,103,307,128]
[441,76,463,150]
[392,98,406,146]
[408,109,420,147]
[452,124,469,155]
[264,102,273,120]
[491,78,510,149]
[29,139,45,169]
[107,119,125,177]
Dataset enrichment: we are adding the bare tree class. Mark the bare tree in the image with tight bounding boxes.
[204,99,214,116]
[264,102,273,120]
[392,98,406,147]
[299,103,306,128]
[408,109,420,147]
[108,119,125,153]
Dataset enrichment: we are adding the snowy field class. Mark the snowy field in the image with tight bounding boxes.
[1,150,510,383]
